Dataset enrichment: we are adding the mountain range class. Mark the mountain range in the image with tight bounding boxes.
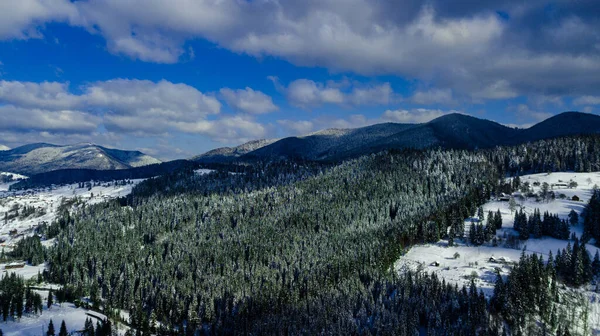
[0,143,161,175]
[3,112,600,176]
[193,112,600,163]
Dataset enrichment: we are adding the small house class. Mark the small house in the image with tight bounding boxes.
[8,229,17,236]
[572,195,580,201]
[5,262,25,269]
[498,256,511,264]
[498,193,511,201]
[553,183,568,188]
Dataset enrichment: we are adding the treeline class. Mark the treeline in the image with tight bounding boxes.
[9,160,196,190]
[11,235,45,265]
[468,208,502,246]
[553,237,600,287]
[47,149,497,334]
[42,135,600,334]
[513,209,571,240]
[584,188,600,244]
[0,273,43,321]
[491,252,593,335]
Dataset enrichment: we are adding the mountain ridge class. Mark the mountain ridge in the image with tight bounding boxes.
[0,143,161,175]
[192,111,600,163]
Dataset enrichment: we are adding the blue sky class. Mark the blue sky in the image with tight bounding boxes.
[0,1,599,160]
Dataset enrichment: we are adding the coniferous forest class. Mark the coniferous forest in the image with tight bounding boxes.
[33,135,600,335]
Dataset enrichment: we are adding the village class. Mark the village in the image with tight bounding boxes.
[394,172,600,332]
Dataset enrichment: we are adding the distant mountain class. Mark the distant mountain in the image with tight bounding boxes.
[191,112,600,164]
[191,139,278,163]
[510,112,600,143]
[0,143,161,175]
[0,145,9,151]
[222,123,416,162]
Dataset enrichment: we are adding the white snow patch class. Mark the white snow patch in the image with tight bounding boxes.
[395,172,600,332]
[194,169,215,175]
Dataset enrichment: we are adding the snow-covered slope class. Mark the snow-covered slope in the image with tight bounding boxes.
[394,172,600,332]
[0,145,9,151]
[0,143,161,175]
[191,139,278,163]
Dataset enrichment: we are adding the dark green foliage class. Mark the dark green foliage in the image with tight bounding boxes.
[552,238,596,286]
[0,273,42,321]
[58,320,68,336]
[47,319,55,336]
[584,188,600,245]
[11,235,44,265]
[47,149,496,334]
[513,208,569,241]
[491,253,571,334]
[41,135,600,334]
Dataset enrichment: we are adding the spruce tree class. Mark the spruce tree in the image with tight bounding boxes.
[47,289,53,309]
[59,320,68,336]
[47,319,55,336]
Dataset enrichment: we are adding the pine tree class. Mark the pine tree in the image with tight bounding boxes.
[494,209,502,230]
[84,317,95,336]
[568,210,579,226]
[592,250,600,277]
[47,289,53,309]
[47,319,56,336]
[59,320,68,336]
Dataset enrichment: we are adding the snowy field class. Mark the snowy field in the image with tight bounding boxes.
[0,173,142,335]
[395,172,600,333]
[0,176,145,252]
[0,301,108,336]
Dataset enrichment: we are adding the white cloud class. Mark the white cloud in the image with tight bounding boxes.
[273,77,397,108]
[0,79,270,143]
[0,105,100,133]
[411,88,454,105]
[0,0,78,40]
[512,104,553,122]
[3,1,600,100]
[219,87,278,114]
[277,120,315,135]
[382,108,451,123]
[471,80,518,100]
[573,96,600,106]
[0,144,10,151]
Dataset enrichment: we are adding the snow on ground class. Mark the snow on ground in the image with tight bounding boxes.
[0,176,143,335]
[0,172,27,192]
[0,302,107,336]
[0,178,145,252]
[194,169,215,175]
[1,262,46,280]
[394,172,600,333]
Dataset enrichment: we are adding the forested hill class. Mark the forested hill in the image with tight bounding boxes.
[9,160,196,190]
[193,111,600,163]
[44,135,600,335]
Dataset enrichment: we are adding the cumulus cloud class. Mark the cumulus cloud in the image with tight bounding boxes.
[0,79,270,143]
[511,104,553,122]
[271,77,398,108]
[277,120,315,135]
[3,1,600,99]
[219,87,278,114]
[411,88,455,105]
[573,96,600,106]
[0,0,78,40]
[382,108,452,123]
